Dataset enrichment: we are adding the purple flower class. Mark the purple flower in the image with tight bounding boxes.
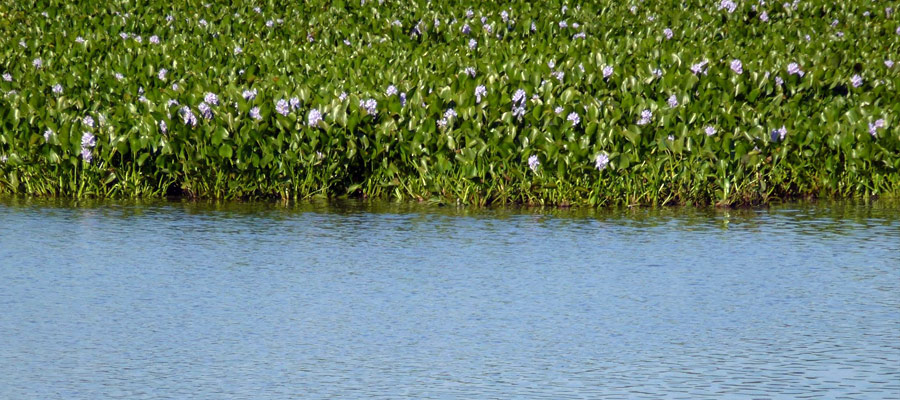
[668,94,679,108]
[2,72,11,82]
[528,154,540,172]
[771,125,787,142]
[289,97,301,110]
[573,32,586,39]
[75,36,85,44]
[51,84,62,94]
[886,60,895,68]
[475,85,487,104]
[512,89,527,104]
[339,92,348,101]
[559,20,568,28]
[554,106,564,114]
[444,108,457,120]
[43,128,53,142]
[114,72,124,80]
[869,119,886,136]
[704,125,717,136]
[637,109,652,125]
[180,106,197,127]
[760,11,769,22]
[719,0,737,13]
[80,147,93,163]
[234,46,242,55]
[468,38,477,49]
[787,62,804,76]
[594,153,609,171]
[512,105,526,120]
[159,120,167,134]
[851,74,863,88]
[150,35,159,44]
[242,89,257,100]
[775,76,784,86]
[249,107,261,121]
[81,131,96,148]
[501,10,509,22]
[275,99,290,116]
[552,71,565,82]
[464,67,476,77]
[307,109,323,127]
[204,92,219,106]
[198,102,213,119]
[32,58,42,68]
[530,22,536,32]
[602,65,613,79]
[663,28,673,39]
[386,85,398,96]
[83,116,95,128]
[731,59,743,74]
[462,24,471,34]
[360,99,378,115]
[400,92,407,107]
[158,68,168,80]
[120,32,130,40]
[567,112,580,126]
[691,60,709,75]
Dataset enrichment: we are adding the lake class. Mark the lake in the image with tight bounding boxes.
[1,198,898,399]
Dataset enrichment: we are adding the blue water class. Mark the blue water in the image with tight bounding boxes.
[1,199,898,399]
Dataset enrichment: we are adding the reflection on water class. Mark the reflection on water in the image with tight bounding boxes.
[1,198,898,399]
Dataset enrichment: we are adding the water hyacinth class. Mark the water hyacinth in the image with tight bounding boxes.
[528,154,540,172]
[83,116,95,129]
[787,62,804,76]
[667,94,679,108]
[512,89,527,104]
[275,99,290,116]
[464,67,476,77]
[554,106,564,114]
[567,112,580,126]
[399,92,407,107]
[360,98,378,115]
[75,36,86,44]
[594,153,609,171]
[719,0,737,13]
[691,60,709,75]
[249,107,262,121]
[339,92,348,101]
[289,97,301,110]
[159,120,167,134]
[51,84,63,94]
[180,106,197,127]
[886,60,895,68]
[704,125,717,136]
[242,89,257,100]
[771,125,787,142]
[43,128,53,142]
[2,72,11,82]
[204,92,219,106]
[468,38,477,49]
[307,109,323,128]
[663,27,673,39]
[462,24,471,34]
[234,46,242,55]
[80,131,96,163]
[730,59,743,74]
[602,65,613,79]
[198,102,213,119]
[637,109,652,125]
[475,85,487,103]
[386,85,398,96]
[868,119,886,136]
[150,35,159,44]
[760,11,769,22]
[158,68,168,80]
[851,74,863,88]
[33,58,42,68]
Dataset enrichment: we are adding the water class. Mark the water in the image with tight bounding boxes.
[1,198,898,399]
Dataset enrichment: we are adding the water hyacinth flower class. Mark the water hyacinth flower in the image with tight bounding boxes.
[242,89,257,100]
[468,38,477,49]
[475,85,487,104]
[731,59,743,74]
[704,125,717,136]
[180,106,197,127]
[652,68,663,78]
[289,97,301,110]
[80,131,96,163]
[464,67,476,78]
[165,15,173,22]
[386,85,398,96]
[234,46,242,55]
[204,92,219,106]
[150,35,159,44]
[531,22,537,32]
[775,76,784,86]
[668,94,679,108]
[663,28,673,39]
[400,92,407,107]
[691,60,709,75]
[83,116,95,129]
[248,107,262,121]
[462,24,471,34]
[512,105,526,120]
[51,84,63,94]
[552,71,565,82]
[198,19,208,27]
[198,102,213,119]
[134,35,142,43]
[33,58,42,68]
[159,120,167,134]
[44,128,53,142]
[339,92,348,101]
[360,98,378,115]
[307,109,323,128]
[501,10,509,22]
[594,153,610,171]
[172,83,179,90]
[771,125,787,141]
[158,68,168,80]
[851,74,863,88]
[528,155,540,172]
[787,62,804,76]
[567,112,580,126]
[559,20,568,28]
[512,89,527,104]
[266,20,274,27]
[548,60,556,69]
[444,108,458,121]
[719,0,737,13]
[275,99,290,116]
[602,65,613,79]
[120,32,130,40]
[886,60,895,68]
[75,36,85,44]
[760,11,769,21]
[637,109,652,125]
[2,72,11,82]
[555,106,564,114]
[868,119,886,136]
[483,24,492,34]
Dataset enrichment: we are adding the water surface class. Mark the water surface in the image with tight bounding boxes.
[1,199,898,399]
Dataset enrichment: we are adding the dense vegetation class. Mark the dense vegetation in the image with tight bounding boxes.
[1,0,898,206]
